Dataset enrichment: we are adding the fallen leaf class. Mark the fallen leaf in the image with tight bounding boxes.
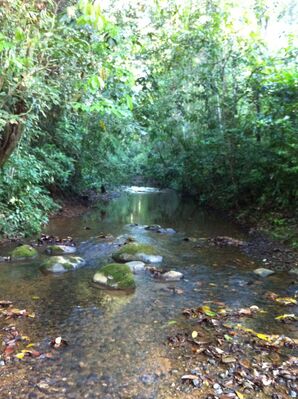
[15,352,25,359]
[275,297,297,305]
[239,359,251,369]
[4,345,15,357]
[192,331,198,339]
[181,374,199,380]
[236,391,245,399]
[200,305,217,317]
[275,314,298,322]
[50,336,68,348]
[222,355,236,363]
[238,308,252,316]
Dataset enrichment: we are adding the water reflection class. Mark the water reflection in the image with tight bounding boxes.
[0,189,296,398]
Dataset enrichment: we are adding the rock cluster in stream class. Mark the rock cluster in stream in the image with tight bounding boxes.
[92,239,184,290]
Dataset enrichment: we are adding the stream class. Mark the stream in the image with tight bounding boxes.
[0,189,297,399]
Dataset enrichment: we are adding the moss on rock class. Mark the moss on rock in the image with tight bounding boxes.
[112,242,157,262]
[46,245,76,255]
[42,256,85,273]
[93,263,136,290]
[11,245,38,259]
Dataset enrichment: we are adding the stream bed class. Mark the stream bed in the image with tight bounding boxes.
[0,189,297,399]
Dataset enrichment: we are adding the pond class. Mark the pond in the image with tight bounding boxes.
[0,189,297,398]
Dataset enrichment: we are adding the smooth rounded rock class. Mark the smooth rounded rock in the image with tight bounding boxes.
[125,261,146,273]
[253,268,275,277]
[112,242,161,264]
[162,271,184,281]
[289,268,298,276]
[11,245,38,259]
[93,263,135,290]
[45,245,76,255]
[42,256,85,273]
[138,254,163,263]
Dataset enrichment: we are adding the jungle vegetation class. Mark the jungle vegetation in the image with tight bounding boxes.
[0,0,297,238]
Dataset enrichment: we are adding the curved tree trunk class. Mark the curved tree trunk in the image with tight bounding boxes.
[0,101,26,169]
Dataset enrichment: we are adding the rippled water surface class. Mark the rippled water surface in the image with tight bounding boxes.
[0,190,297,398]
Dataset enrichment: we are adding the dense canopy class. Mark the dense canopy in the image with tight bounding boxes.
[0,0,297,237]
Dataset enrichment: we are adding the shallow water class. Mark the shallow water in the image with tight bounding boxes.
[0,190,297,399]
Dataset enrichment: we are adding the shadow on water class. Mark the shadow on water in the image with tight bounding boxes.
[0,190,297,398]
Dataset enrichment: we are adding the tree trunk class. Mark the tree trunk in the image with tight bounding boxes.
[0,101,26,168]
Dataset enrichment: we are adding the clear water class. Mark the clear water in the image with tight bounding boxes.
[0,190,297,398]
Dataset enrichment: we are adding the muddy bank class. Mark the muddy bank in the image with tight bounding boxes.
[243,230,298,272]
[50,189,121,219]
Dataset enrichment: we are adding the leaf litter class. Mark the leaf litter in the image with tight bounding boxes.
[0,300,68,365]
[167,298,298,398]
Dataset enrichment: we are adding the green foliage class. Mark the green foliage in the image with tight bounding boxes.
[0,0,297,238]
[132,0,298,213]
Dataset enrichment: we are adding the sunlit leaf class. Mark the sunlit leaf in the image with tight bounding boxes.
[191,330,198,339]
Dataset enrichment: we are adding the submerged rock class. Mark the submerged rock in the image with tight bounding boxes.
[125,261,146,273]
[289,268,298,276]
[149,267,184,281]
[93,263,136,290]
[253,268,275,277]
[0,256,11,262]
[112,242,162,263]
[11,245,38,259]
[161,271,184,281]
[210,236,246,247]
[138,254,163,263]
[144,224,162,232]
[159,228,176,234]
[145,225,176,234]
[42,256,85,273]
[45,245,76,255]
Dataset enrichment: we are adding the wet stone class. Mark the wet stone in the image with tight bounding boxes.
[42,256,85,273]
[140,374,158,385]
[253,268,275,277]
[11,244,38,259]
[125,261,146,273]
[289,268,298,276]
[138,254,163,263]
[45,244,76,255]
[162,271,184,281]
[93,263,136,290]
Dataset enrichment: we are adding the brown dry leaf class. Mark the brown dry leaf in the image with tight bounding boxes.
[181,374,199,380]
[265,291,278,300]
[4,345,15,357]
[239,358,251,369]
[222,355,236,364]
[238,308,252,316]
